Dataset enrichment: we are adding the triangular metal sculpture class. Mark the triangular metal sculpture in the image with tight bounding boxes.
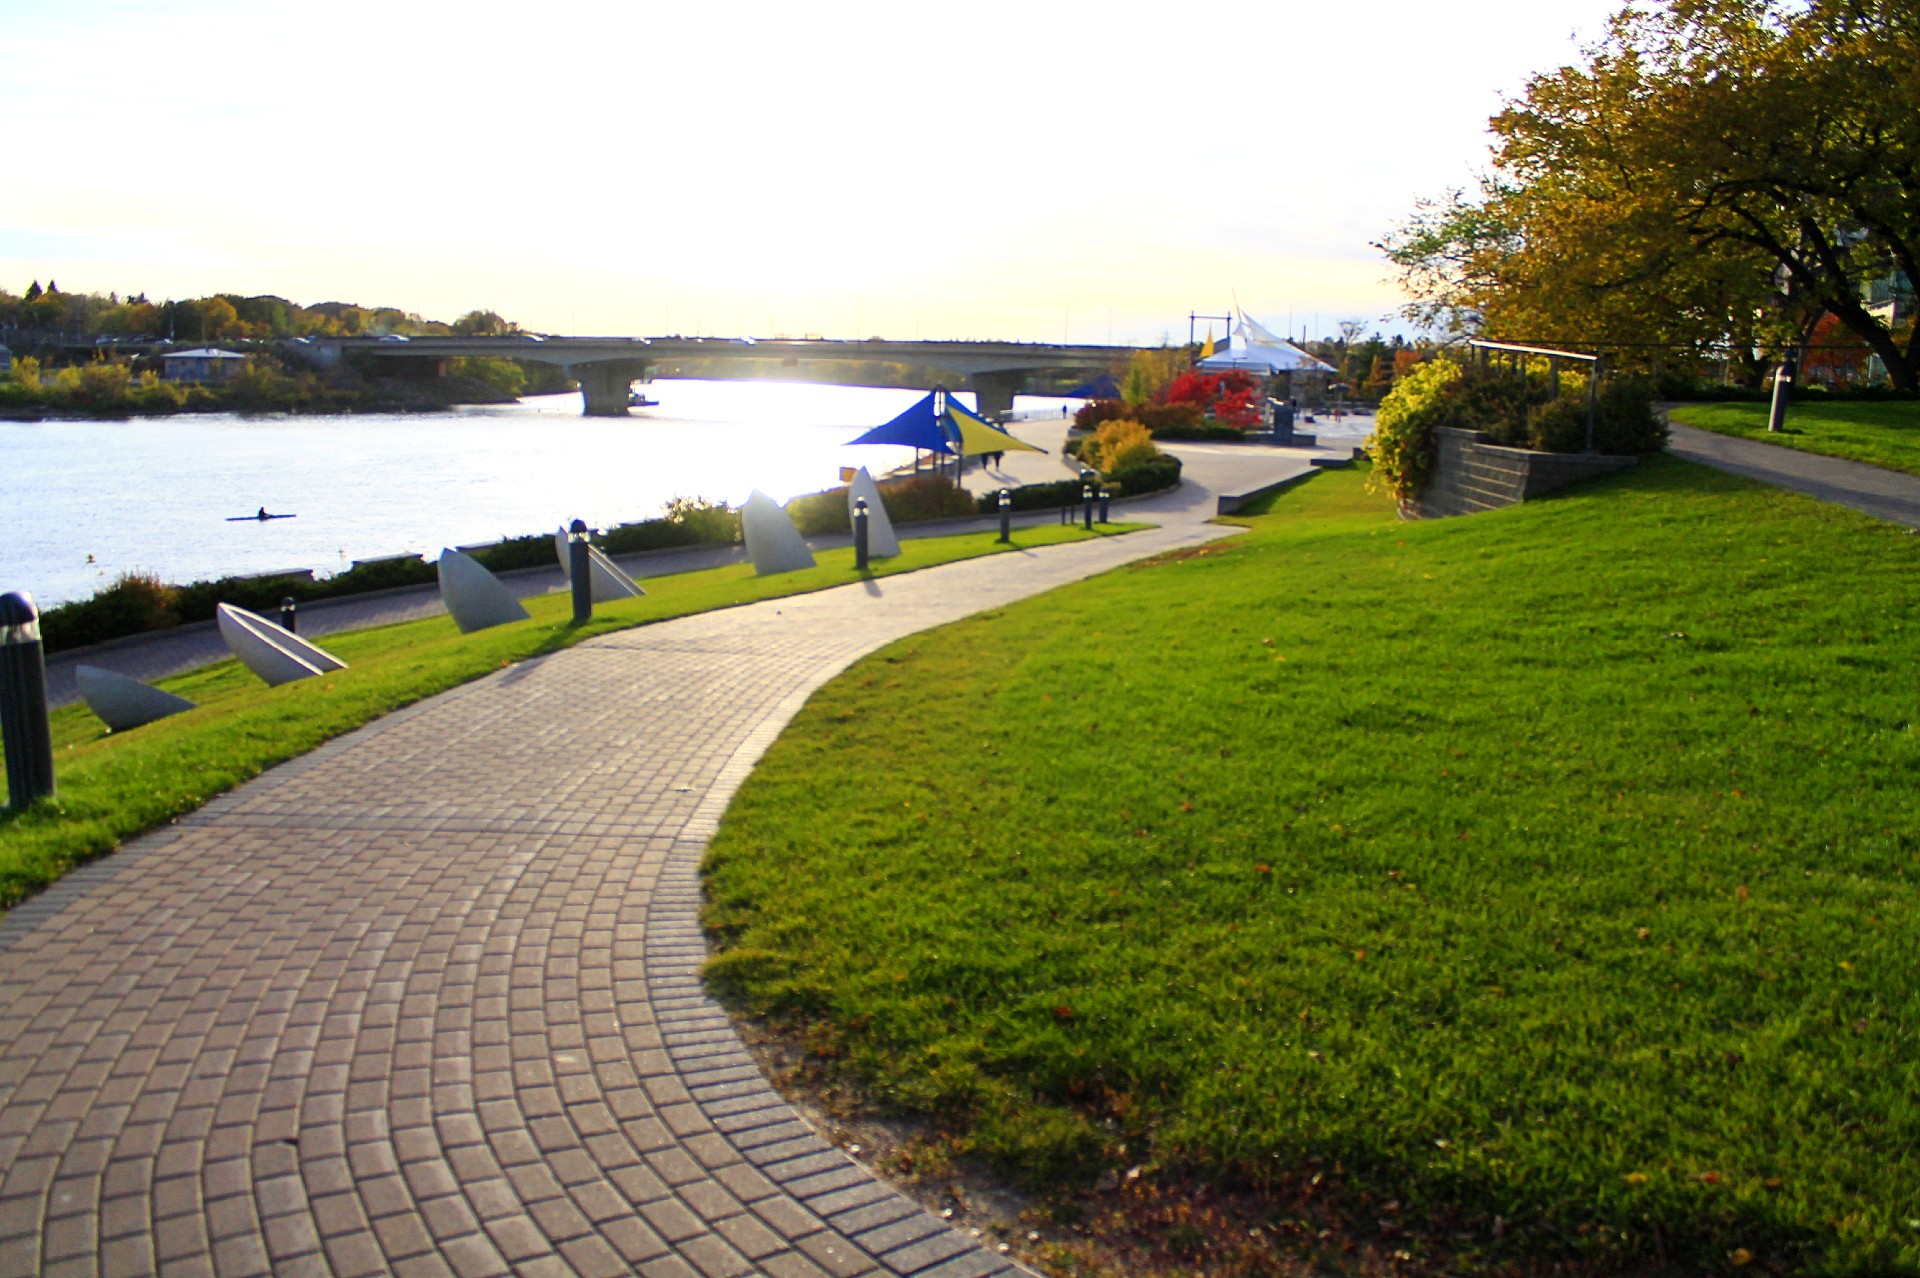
[437,548,531,633]
[741,490,816,576]
[554,527,645,601]
[74,664,196,731]
[846,468,900,558]
[216,603,347,687]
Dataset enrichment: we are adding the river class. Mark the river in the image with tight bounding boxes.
[1,380,1075,607]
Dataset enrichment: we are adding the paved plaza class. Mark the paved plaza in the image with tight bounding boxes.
[0,446,1330,1277]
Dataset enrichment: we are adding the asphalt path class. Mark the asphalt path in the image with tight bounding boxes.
[1665,421,1920,528]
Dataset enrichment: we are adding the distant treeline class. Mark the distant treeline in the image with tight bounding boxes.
[0,284,576,416]
[1,280,523,344]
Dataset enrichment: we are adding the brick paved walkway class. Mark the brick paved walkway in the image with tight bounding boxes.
[0,514,1242,1277]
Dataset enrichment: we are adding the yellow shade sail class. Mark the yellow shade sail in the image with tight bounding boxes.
[943,398,1045,458]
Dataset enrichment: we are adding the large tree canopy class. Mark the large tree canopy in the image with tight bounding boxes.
[1382,0,1920,388]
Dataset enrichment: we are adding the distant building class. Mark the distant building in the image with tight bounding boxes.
[0,344,11,374]
[162,347,249,382]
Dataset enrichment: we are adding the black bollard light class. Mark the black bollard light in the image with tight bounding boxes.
[1081,484,1094,531]
[997,488,1012,543]
[1098,488,1111,523]
[280,596,297,633]
[567,519,592,625]
[853,497,870,571]
[1,592,55,810]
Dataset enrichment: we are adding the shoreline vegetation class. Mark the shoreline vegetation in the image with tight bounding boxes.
[1,286,581,417]
[40,453,1184,654]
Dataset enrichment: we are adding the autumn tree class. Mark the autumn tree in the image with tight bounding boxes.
[452,309,520,336]
[1382,0,1920,388]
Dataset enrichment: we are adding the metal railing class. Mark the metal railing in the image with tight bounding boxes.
[1467,339,1602,453]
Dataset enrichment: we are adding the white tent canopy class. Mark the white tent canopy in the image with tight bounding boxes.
[1197,311,1336,375]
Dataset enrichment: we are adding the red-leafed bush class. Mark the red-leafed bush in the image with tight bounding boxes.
[1164,371,1222,406]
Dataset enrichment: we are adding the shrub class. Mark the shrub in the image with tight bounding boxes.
[1107,453,1182,496]
[446,357,528,399]
[660,496,741,544]
[67,363,133,413]
[40,573,179,650]
[601,503,739,555]
[1074,399,1132,430]
[467,532,554,574]
[1154,419,1251,442]
[1527,379,1668,454]
[979,480,1083,514]
[877,474,977,523]
[1084,420,1160,474]
[786,487,852,536]
[1366,359,1464,502]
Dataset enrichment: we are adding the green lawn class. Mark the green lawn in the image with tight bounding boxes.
[703,461,1920,1275]
[0,522,1140,911]
[1670,399,1920,475]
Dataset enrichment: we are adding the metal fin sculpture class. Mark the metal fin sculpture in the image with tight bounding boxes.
[74,665,196,731]
[741,490,816,576]
[437,548,531,633]
[846,468,900,558]
[216,603,345,687]
[554,527,646,600]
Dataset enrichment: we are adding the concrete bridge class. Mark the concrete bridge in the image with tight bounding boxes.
[312,335,1132,416]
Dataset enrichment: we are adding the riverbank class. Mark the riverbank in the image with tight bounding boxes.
[0,368,518,419]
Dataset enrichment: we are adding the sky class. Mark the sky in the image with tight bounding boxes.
[0,0,1624,346]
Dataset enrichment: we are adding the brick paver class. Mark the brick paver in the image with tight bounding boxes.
[0,497,1252,1275]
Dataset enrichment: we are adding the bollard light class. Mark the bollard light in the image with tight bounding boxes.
[280,596,297,633]
[1081,484,1094,531]
[0,591,55,810]
[853,497,870,571]
[1098,488,1111,523]
[997,488,1011,543]
[1766,352,1794,435]
[567,519,592,625]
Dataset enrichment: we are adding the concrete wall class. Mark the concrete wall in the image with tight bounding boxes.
[1409,428,1636,519]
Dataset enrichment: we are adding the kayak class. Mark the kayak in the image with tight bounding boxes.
[225,513,297,521]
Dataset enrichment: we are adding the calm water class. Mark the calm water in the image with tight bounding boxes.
[1,380,1069,607]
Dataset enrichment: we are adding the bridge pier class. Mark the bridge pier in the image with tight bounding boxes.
[574,360,652,416]
[968,371,1027,421]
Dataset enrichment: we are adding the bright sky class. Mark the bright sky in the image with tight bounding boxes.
[0,0,1622,345]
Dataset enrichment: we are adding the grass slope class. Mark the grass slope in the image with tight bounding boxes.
[703,461,1920,1275]
[1671,400,1920,475]
[0,522,1139,910]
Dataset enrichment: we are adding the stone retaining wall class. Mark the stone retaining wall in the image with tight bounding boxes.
[1408,427,1636,519]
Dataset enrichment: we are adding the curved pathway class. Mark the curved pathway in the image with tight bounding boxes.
[0,454,1311,1277]
[1665,421,1920,528]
